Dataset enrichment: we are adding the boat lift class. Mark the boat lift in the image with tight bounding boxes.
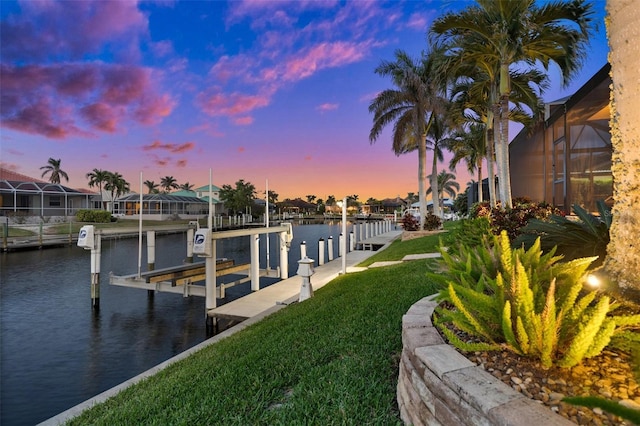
[102,224,293,333]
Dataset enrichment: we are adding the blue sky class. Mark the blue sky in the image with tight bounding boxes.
[0,0,609,201]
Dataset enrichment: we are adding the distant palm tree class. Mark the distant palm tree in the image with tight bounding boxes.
[448,124,487,203]
[105,172,130,212]
[40,158,69,184]
[427,170,460,214]
[369,49,445,229]
[144,180,159,194]
[306,195,317,204]
[86,168,110,209]
[179,182,194,191]
[160,176,178,193]
[431,0,594,207]
[325,195,336,206]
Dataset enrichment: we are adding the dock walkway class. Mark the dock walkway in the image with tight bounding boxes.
[209,229,403,321]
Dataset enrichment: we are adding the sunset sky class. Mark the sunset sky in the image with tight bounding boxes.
[1,0,609,201]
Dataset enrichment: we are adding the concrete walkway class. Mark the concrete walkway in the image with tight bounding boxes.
[208,232,403,320]
[39,229,404,426]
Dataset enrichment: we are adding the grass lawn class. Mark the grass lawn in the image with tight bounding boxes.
[67,231,444,425]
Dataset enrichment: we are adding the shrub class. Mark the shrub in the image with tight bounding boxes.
[469,199,562,239]
[76,209,112,223]
[431,231,640,369]
[400,213,419,231]
[423,212,441,231]
[514,201,611,267]
[443,217,491,250]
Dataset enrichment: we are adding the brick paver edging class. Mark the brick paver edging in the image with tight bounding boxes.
[397,295,574,426]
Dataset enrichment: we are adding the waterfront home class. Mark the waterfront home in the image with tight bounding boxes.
[0,167,94,221]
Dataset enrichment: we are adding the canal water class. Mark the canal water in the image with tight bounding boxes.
[0,221,353,426]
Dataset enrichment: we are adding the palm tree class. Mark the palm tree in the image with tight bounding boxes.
[179,182,194,191]
[448,124,487,203]
[424,113,456,218]
[369,49,445,228]
[144,180,159,194]
[431,0,594,208]
[40,158,69,184]
[86,168,109,209]
[105,172,130,212]
[306,195,317,204]
[160,176,178,193]
[427,170,460,213]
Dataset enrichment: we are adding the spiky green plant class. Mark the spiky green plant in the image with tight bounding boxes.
[514,201,611,266]
[433,231,640,369]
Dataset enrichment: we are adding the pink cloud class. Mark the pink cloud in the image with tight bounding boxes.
[233,116,254,125]
[0,63,174,138]
[142,141,195,154]
[282,41,368,82]
[316,103,338,112]
[187,123,224,137]
[197,90,270,118]
[7,148,23,156]
[209,55,257,83]
[176,159,187,168]
[1,0,147,62]
[304,155,312,161]
[151,40,174,58]
[406,13,428,31]
[237,147,245,153]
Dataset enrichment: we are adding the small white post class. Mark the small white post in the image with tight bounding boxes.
[327,236,334,261]
[300,240,307,259]
[147,230,156,270]
[339,233,344,257]
[186,228,194,263]
[90,235,102,309]
[318,238,325,265]
[349,231,354,252]
[280,231,289,278]
[297,257,315,302]
[251,234,260,291]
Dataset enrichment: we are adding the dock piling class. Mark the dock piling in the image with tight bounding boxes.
[251,234,259,291]
[327,236,334,261]
[318,238,325,265]
[186,228,194,263]
[90,235,101,309]
[147,230,156,299]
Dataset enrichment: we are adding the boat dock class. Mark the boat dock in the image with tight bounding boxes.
[208,229,403,322]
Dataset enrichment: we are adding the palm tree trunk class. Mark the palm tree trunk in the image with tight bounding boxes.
[476,161,483,204]
[418,135,428,230]
[431,149,441,218]
[499,62,513,208]
[487,109,497,208]
[604,0,640,298]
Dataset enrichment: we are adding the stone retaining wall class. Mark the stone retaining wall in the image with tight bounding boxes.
[397,295,573,426]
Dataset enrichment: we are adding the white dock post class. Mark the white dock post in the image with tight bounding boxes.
[359,223,364,244]
[251,234,260,291]
[297,257,315,302]
[90,235,101,309]
[349,231,354,252]
[365,223,370,239]
[318,238,325,265]
[300,240,307,259]
[146,230,156,299]
[186,228,194,263]
[205,240,217,334]
[339,233,344,257]
[279,231,289,278]
[327,236,334,261]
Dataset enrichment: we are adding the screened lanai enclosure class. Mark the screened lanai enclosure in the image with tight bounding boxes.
[113,193,209,219]
[510,64,612,214]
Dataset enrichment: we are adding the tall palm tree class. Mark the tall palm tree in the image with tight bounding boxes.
[144,180,159,194]
[86,168,110,209]
[179,182,194,191]
[431,0,594,208]
[160,176,178,193]
[424,113,456,218]
[369,49,445,228]
[427,170,460,212]
[105,172,130,212]
[40,158,69,184]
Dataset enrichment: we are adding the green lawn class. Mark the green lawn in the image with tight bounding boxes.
[67,231,445,425]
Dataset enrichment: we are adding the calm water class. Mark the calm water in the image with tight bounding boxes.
[1,222,352,426]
